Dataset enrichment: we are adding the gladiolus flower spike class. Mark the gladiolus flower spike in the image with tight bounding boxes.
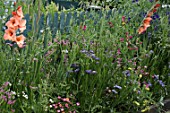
[137,1,161,35]
[3,5,26,48]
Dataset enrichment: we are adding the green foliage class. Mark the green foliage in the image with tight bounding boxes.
[0,0,170,113]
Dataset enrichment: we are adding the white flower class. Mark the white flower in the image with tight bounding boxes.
[11,91,16,95]
[23,94,28,99]
[49,99,54,103]
[3,16,6,19]
[40,30,44,33]
[62,50,68,53]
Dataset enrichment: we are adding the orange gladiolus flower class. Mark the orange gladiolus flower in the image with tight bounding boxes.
[12,11,23,21]
[138,26,147,35]
[5,17,19,30]
[18,19,26,33]
[4,6,26,48]
[16,6,24,19]
[3,28,16,41]
[15,35,25,48]
[143,17,152,27]
[138,2,160,35]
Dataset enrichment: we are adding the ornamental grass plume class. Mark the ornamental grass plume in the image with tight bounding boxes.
[3,5,26,48]
[138,2,161,34]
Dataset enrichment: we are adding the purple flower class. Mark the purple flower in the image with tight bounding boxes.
[148,81,152,87]
[74,68,80,73]
[112,89,118,94]
[89,50,94,54]
[166,12,170,16]
[132,0,138,3]
[114,85,122,89]
[153,74,159,80]
[128,17,131,22]
[137,90,141,94]
[1,95,7,101]
[80,49,88,53]
[123,70,130,77]
[149,0,154,2]
[85,70,92,74]
[159,80,165,87]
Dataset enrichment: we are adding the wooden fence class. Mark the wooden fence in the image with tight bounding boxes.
[24,9,114,37]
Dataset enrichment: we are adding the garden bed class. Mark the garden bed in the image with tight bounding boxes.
[0,0,169,113]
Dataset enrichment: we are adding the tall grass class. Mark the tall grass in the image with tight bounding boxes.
[0,0,169,112]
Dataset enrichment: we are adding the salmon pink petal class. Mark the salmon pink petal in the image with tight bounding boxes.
[3,33,16,41]
[138,26,146,34]
[145,17,152,22]
[6,17,19,29]
[143,23,150,28]
[19,26,26,33]
[5,28,15,36]
[19,19,26,26]
[17,6,24,18]
[10,17,19,26]
[3,33,12,40]
[15,35,25,45]
[6,21,13,28]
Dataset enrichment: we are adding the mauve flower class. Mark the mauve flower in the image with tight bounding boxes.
[11,109,15,112]
[2,95,7,101]
[65,103,69,108]
[3,82,10,87]
[83,25,86,30]
[122,16,125,22]
[7,100,16,105]
[58,96,61,100]
[76,102,80,106]
[0,89,4,92]
[120,38,124,42]
[117,48,121,55]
